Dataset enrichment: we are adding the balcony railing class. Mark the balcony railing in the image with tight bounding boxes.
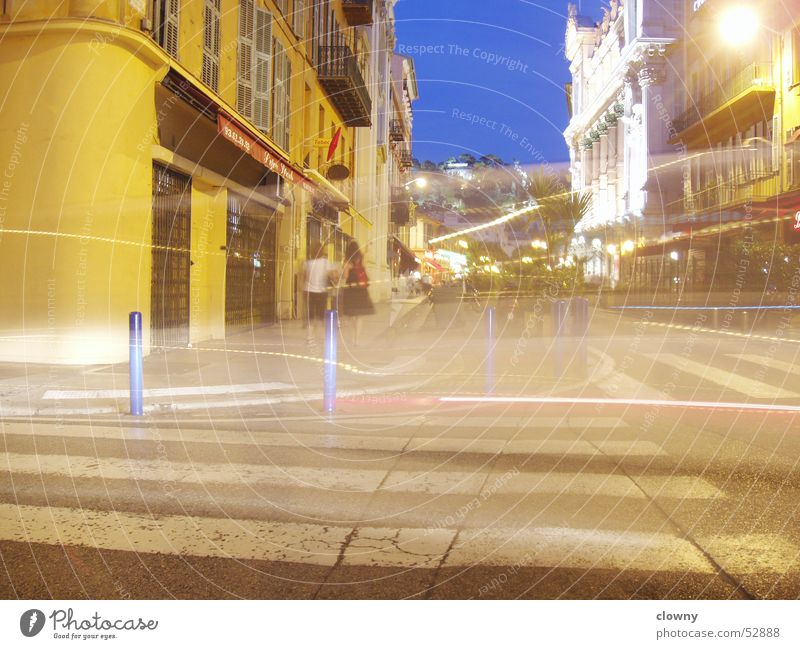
[389,119,405,142]
[391,188,411,226]
[673,62,773,134]
[684,171,779,213]
[395,144,412,170]
[315,45,372,127]
[342,0,373,26]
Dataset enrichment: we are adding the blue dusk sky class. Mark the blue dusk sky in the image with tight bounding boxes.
[393,0,606,166]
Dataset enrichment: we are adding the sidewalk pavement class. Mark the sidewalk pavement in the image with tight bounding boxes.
[0,297,433,418]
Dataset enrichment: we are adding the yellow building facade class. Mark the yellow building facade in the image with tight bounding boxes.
[0,0,383,363]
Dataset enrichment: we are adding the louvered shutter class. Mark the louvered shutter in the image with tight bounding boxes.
[253,7,273,133]
[202,0,221,92]
[293,0,305,41]
[272,40,287,149]
[160,0,180,59]
[283,56,292,151]
[237,0,254,120]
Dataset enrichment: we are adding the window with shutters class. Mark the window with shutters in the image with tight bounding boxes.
[202,0,221,93]
[272,40,291,151]
[153,0,180,59]
[274,0,288,18]
[293,0,306,42]
[253,7,273,133]
[237,0,254,120]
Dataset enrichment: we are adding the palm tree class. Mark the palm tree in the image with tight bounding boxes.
[525,170,592,269]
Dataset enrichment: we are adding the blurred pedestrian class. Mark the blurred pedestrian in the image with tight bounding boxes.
[340,240,375,346]
[302,241,338,346]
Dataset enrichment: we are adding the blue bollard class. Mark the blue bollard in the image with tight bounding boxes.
[129,311,143,416]
[486,306,496,394]
[324,309,338,414]
[553,300,567,379]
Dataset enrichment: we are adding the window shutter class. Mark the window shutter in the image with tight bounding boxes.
[272,40,287,150]
[253,7,273,133]
[293,0,305,41]
[237,0,254,120]
[202,0,221,92]
[157,0,180,59]
[284,56,292,151]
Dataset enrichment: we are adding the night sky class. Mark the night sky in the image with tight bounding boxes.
[394,0,605,166]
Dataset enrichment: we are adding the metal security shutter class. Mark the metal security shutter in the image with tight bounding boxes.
[226,194,277,330]
[202,0,221,93]
[151,163,191,349]
[237,0,254,120]
[272,39,290,151]
[253,7,273,132]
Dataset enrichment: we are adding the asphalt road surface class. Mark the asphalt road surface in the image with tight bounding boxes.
[1,305,800,599]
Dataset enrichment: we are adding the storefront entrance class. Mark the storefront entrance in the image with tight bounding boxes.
[151,163,192,349]
[225,193,277,331]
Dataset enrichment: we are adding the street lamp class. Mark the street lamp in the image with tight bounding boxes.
[458,239,468,249]
[404,177,427,189]
[718,6,760,45]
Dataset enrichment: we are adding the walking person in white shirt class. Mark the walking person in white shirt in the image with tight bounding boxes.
[302,241,338,346]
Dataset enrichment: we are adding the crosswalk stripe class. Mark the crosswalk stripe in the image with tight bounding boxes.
[0,450,718,499]
[734,354,800,377]
[0,503,727,572]
[0,422,647,456]
[42,382,295,400]
[444,527,716,573]
[644,353,800,398]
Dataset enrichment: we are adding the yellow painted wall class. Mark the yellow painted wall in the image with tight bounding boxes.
[0,28,160,363]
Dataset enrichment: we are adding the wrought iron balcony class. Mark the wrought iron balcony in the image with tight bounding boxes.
[315,45,372,127]
[342,0,373,26]
[673,62,774,135]
[389,119,405,142]
[390,187,411,226]
[395,144,412,170]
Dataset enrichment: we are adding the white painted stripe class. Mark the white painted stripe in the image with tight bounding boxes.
[43,382,295,400]
[487,472,722,500]
[735,354,800,377]
[0,450,719,499]
[1,423,647,457]
[444,527,715,573]
[0,503,349,566]
[5,504,783,572]
[644,353,799,399]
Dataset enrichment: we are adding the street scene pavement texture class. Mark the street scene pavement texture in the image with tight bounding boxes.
[1,296,800,598]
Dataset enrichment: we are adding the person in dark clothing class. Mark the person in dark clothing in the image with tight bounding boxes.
[339,240,374,345]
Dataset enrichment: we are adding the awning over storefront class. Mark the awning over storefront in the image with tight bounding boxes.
[392,236,418,273]
[424,258,446,272]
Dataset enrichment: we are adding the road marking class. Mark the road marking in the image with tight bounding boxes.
[1,422,647,457]
[445,527,715,573]
[0,503,729,572]
[734,354,800,377]
[697,534,800,574]
[43,382,296,400]
[644,353,799,398]
[0,503,349,566]
[0,449,721,500]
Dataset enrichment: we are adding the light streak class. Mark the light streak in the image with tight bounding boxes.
[439,396,800,413]
[428,203,540,244]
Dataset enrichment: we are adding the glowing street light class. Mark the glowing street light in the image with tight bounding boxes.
[718,6,759,45]
[622,240,635,254]
[531,239,548,250]
[458,239,468,249]
[404,177,427,189]
[606,243,618,255]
